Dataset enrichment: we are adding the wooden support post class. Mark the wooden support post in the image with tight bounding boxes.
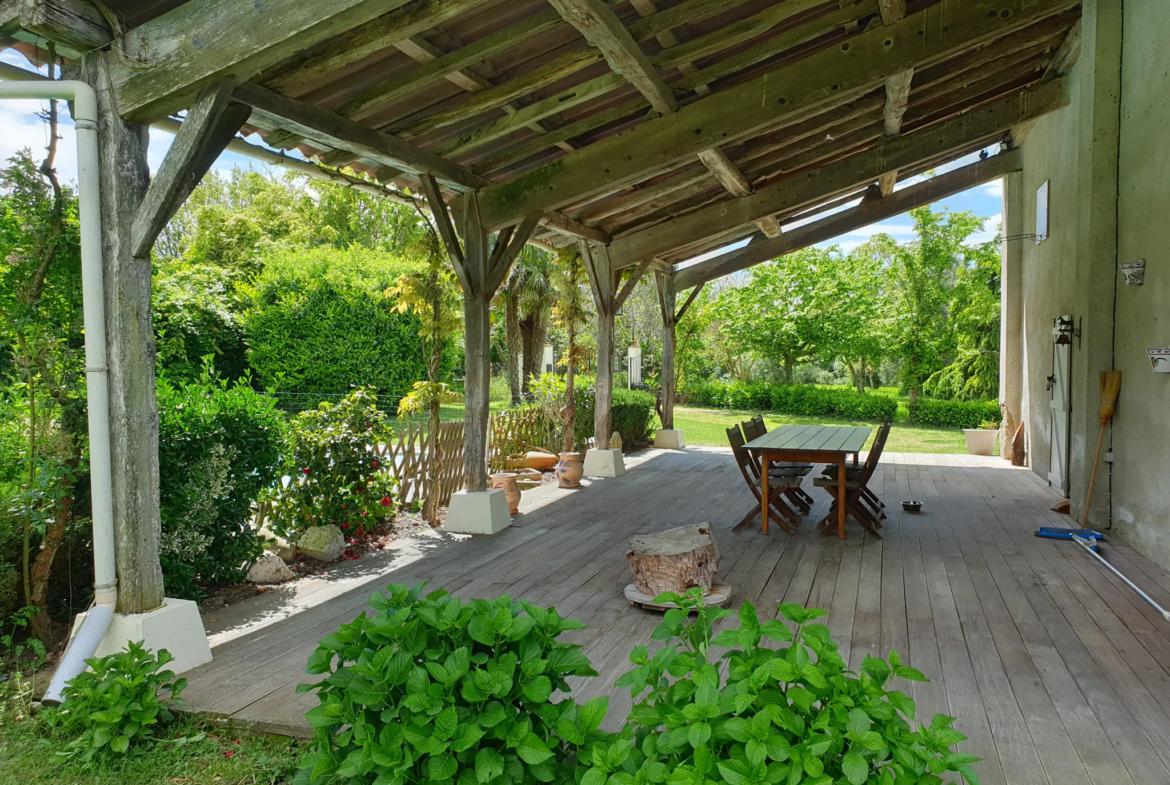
[581,241,616,450]
[583,245,651,450]
[82,53,164,614]
[421,177,536,492]
[656,272,676,431]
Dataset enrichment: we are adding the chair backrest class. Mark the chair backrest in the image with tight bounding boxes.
[743,417,766,441]
[857,422,891,486]
[727,426,761,483]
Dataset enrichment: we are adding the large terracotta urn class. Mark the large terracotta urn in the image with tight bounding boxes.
[490,472,522,515]
[556,452,584,488]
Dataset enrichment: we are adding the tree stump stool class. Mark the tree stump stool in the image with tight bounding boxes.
[625,524,727,609]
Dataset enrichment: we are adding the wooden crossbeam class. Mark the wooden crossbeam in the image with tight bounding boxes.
[615,258,653,312]
[673,148,1022,290]
[548,0,677,116]
[3,0,111,57]
[538,210,611,244]
[231,82,486,191]
[674,281,705,323]
[878,67,914,196]
[101,0,435,121]
[608,77,1068,268]
[131,80,251,257]
[484,213,542,299]
[474,0,1077,230]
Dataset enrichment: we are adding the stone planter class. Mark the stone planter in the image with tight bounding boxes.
[962,428,998,456]
[556,452,585,488]
[511,468,543,491]
[490,472,522,515]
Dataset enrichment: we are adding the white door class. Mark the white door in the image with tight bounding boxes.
[1048,317,1073,495]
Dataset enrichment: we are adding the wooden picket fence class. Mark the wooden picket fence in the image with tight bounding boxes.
[488,406,560,473]
[374,420,467,508]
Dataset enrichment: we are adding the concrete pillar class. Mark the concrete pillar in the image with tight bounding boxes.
[999,169,1024,462]
[1069,0,1122,528]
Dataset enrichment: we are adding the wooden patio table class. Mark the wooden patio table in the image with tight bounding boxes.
[744,424,871,539]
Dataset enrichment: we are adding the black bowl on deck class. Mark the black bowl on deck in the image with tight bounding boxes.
[901,500,922,513]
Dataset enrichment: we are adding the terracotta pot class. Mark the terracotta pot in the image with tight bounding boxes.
[556,452,584,488]
[490,472,522,515]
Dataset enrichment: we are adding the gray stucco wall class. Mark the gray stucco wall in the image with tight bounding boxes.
[1112,0,1170,564]
[1012,0,1169,569]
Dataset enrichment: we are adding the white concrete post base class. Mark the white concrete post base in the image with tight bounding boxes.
[70,598,212,675]
[444,489,512,534]
[654,429,686,449]
[583,447,626,477]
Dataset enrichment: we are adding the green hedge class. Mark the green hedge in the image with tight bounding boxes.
[158,373,284,600]
[682,379,897,421]
[243,246,448,407]
[906,397,1001,429]
[572,383,657,451]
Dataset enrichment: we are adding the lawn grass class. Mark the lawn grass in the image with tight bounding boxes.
[0,715,302,785]
[673,406,983,454]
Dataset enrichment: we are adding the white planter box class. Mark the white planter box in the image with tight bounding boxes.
[962,429,999,456]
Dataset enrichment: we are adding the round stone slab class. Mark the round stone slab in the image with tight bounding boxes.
[623,582,733,612]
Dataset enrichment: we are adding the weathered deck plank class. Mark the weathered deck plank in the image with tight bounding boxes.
[181,449,1170,783]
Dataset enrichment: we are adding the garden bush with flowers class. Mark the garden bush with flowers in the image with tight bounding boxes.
[262,388,400,542]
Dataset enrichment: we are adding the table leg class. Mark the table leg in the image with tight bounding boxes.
[837,455,847,539]
[761,453,770,534]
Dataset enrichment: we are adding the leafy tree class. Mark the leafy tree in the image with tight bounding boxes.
[391,220,463,521]
[816,247,891,393]
[0,113,86,644]
[550,248,591,452]
[883,206,985,402]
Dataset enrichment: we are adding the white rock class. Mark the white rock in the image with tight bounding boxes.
[247,551,296,584]
[299,524,346,562]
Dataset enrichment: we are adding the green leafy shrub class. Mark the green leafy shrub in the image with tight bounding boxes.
[683,380,897,422]
[45,641,187,765]
[157,368,284,600]
[154,262,250,383]
[601,590,979,785]
[263,388,399,541]
[243,245,449,406]
[906,398,1001,429]
[922,349,998,402]
[529,375,657,452]
[294,582,606,785]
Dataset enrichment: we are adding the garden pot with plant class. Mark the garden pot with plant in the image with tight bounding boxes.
[963,420,1000,456]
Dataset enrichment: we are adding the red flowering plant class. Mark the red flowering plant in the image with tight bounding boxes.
[262,388,400,541]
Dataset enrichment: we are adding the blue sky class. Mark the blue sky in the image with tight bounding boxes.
[1,49,1003,262]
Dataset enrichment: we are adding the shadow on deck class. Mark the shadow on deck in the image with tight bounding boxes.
[182,448,1170,785]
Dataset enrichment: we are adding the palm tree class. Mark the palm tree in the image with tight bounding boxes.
[550,247,589,452]
[501,246,553,403]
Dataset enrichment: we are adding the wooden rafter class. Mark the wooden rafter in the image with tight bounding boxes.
[473,0,1078,229]
[547,0,677,116]
[608,77,1069,268]
[673,148,1021,290]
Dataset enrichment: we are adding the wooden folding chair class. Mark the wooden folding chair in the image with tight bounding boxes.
[821,420,889,519]
[740,417,815,512]
[812,422,890,537]
[727,426,804,534]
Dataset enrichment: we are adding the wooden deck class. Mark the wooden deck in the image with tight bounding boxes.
[183,448,1170,785]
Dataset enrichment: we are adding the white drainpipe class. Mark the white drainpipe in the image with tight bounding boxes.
[0,80,118,704]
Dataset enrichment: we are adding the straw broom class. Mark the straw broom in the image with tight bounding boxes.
[1081,371,1122,528]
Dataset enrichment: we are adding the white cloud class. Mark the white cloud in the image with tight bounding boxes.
[0,99,80,182]
[969,213,1002,245]
[981,180,1004,199]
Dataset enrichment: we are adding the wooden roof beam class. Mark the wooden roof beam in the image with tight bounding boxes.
[473,0,1078,229]
[2,0,111,57]
[878,67,914,196]
[673,147,1021,290]
[231,81,487,191]
[103,0,467,121]
[608,77,1069,268]
[547,0,677,116]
